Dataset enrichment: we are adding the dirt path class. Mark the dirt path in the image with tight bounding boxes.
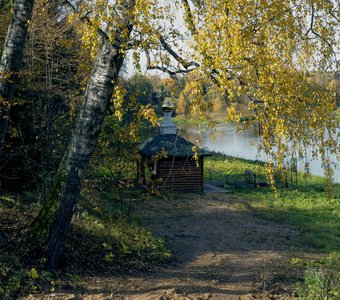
[46,192,300,300]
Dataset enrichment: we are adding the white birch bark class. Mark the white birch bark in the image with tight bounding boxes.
[41,0,136,269]
[0,0,34,155]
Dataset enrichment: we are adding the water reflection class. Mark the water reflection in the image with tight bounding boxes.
[183,123,339,183]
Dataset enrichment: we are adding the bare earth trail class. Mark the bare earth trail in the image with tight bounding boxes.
[54,192,300,300]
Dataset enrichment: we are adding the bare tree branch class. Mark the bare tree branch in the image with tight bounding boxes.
[181,0,196,36]
[305,1,336,59]
[328,9,340,23]
[62,0,110,42]
[145,49,192,80]
[158,35,199,70]
[305,1,315,36]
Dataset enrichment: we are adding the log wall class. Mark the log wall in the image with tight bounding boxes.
[156,156,203,193]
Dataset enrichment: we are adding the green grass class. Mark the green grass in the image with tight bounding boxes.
[0,170,172,299]
[76,175,172,266]
[296,265,340,299]
[241,189,340,256]
[205,154,266,181]
[204,154,340,271]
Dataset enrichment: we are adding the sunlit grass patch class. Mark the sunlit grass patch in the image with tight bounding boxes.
[173,115,212,128]
[204,154,266,183]
[205,154,340,271]
[239,188,340,255]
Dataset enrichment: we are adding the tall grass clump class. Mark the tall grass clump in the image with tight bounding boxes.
[296,266,340,299]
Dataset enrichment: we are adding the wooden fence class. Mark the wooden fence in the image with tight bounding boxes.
[207,168,298,189]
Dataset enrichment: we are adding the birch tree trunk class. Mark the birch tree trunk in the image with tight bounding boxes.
[0,0,34,156]
[39,2,135,269]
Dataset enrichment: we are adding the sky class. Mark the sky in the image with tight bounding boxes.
[123,0,188,78]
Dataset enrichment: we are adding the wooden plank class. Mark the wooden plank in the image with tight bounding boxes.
[154,156,204,193]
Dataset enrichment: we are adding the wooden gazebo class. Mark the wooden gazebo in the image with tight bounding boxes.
[138,98,209,193]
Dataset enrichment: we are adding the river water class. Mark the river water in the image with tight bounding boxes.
[184,123,340,183]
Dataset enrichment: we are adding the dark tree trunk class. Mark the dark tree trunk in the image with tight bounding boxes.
[39,1,136,269]
[0,0,35,155]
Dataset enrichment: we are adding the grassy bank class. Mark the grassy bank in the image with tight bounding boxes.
[204,154,340,268]
[173,111,233,128]
[205,154,340,298]
[173,114,214,128]
[0,175,171,299]
[174,108,340,131]
[241,180,340,299]
[205,154,266,181]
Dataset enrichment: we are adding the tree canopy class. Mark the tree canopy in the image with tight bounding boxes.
[177,0,339,183]
[69,0,339,188]
[71,0,339,181]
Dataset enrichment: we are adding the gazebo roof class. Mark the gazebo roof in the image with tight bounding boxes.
[139,134,209,158]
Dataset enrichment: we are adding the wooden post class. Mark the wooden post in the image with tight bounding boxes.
[140,157,146,184]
